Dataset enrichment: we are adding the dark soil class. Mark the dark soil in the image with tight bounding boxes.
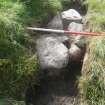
[26,62,82,105]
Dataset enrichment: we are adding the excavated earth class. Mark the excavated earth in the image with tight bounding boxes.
[26,62,83,105]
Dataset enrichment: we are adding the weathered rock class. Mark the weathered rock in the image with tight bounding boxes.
[62,9,82,21]
[69,43,83,62]
[47,13,63,30]
[74,36,86,49]
[69,36,86,62]
[47,13,70,48]
[37,34,70,49]
[68,22,83,32]
[42,34,69,44]
[61,9,82,29]
[67,22,86,52]
[36,35,69,71]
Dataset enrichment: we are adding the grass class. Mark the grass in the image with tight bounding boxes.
[0,0,73,101]
[0,0,39,100]
[0,98,25,105]
[0,0,86,103]
[85,0,105,31]
[79,37,105,105]
[78,0,105,105]
[0,40,39,100]
[25,0,62,23]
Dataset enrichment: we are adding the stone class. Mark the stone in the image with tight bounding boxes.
[68,22,83,32]
[47,13,70,48]
[37,34,70,48]
[69,43,83,62]
[61,9,82,21]
[61,9,82,29]
[74,36,86,49]
[68,22,86,62]
[47,13,63,30]
[36,35,69,71]
[67,22,86,51]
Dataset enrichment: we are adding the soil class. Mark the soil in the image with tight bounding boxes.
[26,62,82,105]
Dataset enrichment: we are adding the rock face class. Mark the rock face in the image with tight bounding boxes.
[36,35,69,73]
[61,9,86,62]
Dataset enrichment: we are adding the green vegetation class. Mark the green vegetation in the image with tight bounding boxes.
[25,0,71,23]
[0,0,71,103]
[24,0,62,23]
[79,0,105,105]
[0,0,39,100]
[85,0,105,31]
[79,37,105,105]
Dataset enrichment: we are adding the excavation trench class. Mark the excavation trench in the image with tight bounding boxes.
[26,60,83,105]
[26,2,87,105]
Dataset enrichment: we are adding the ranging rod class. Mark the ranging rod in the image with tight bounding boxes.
[27,27,105,36]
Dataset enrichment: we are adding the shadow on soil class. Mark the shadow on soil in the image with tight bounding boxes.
[25,61,83,105]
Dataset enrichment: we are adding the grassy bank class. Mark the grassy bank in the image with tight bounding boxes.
[0,0,39,101]
[79,0,105,105]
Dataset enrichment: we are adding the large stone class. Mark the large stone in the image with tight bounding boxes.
[36,35,69,71]
[47,13,63,30]
[61,9,82,21]
[68,22,83,32]
[47,14,70,48]
[38,34,70,49]
[61,9,82,29]
[67,22,86,51]
[69,43,83,62]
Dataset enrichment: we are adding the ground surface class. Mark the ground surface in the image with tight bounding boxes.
[32,62,82,105]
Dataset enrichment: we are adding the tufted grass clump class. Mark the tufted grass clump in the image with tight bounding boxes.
[85,0,105,31]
